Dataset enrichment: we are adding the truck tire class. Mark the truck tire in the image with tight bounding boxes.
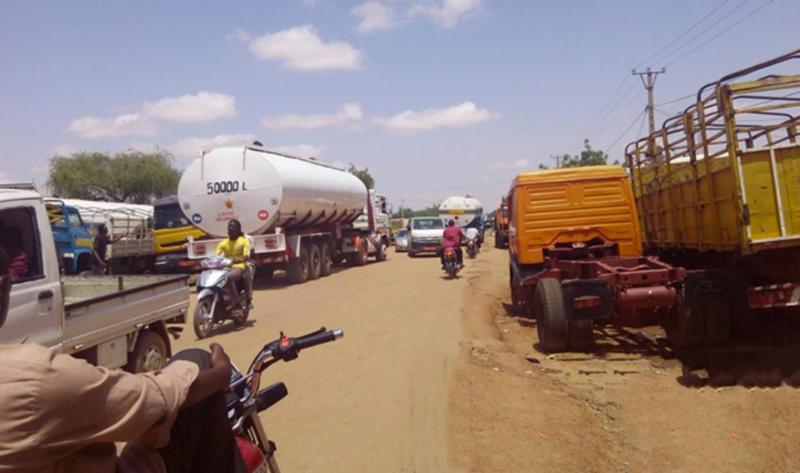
[702,293,732,347]
[376,240,387,262]
[193,297,214,339]
[535,278,569,353]
[495,232,501,249]
[569,319,595,352]
[255,265,274,281]
[308,243,322,280]
[352,239,369,266]
[320,243,332,277]
[287,246,310,284]
[127,330,168,373]
[670,299,704,349]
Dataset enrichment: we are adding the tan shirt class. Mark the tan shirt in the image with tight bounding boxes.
[0,344,199,473]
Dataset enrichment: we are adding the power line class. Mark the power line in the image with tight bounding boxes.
[656,0,752,65]
[665,0,776,67]
[604,109,646,154]
[634,0,731,69]
[656,93,695,107]
[593,88,645,137]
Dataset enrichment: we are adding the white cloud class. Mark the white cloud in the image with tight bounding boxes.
[262,103,363,129]
[170,133,257,158]
[409,0,481,28]
[375,101,498,132]
[227,28,251,43]
[270,144,324,158]
[248,25,363,71]
[68,113,158,139]
[352,2,396,33]
[142,91,236,123]
[485,158,530,171]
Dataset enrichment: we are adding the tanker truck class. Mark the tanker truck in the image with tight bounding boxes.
[178,144,387,284]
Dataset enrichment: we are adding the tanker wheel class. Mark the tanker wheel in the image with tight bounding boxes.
[307,243,322,280]
[286,246,310,284]
[534,278,568,353]
[353,239,369,266]
[569,319,595,352]
[320,243,332,277]
[255,265,274,281]
[376,240,387,262]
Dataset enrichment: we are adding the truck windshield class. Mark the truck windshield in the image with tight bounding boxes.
[413,219,443,230]
[154,203,190,229]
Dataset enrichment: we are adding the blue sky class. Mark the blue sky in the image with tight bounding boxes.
[1,0,798,210]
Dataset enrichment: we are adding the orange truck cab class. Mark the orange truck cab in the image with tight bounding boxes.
[507,165,684,353]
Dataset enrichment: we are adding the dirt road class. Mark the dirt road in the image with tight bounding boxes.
[175,244,800,472]
[175,249,465,472]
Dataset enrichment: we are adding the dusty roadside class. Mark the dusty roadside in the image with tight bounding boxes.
[449,244,800,473]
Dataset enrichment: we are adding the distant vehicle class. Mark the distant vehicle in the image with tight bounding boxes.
[45,198,156,274]
[179,144,387,285]
[407,217,444,257]
[353,190,393,249]
[45,200,94,274]
[438,195,483,228]
[494,196,509,249]
[1,188,188,372]
[152,195,206,273]
[394,229,409,252]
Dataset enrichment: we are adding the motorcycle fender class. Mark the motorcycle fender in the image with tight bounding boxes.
[236,436,267,473]
[197,288,217,301]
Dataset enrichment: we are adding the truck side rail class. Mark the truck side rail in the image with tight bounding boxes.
[625,48,800,254]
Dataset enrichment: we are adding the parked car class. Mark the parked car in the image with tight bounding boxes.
[395,229,409,252]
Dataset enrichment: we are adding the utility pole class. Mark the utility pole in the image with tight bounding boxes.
[632,67,666,136]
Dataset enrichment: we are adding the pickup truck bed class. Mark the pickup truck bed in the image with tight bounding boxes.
[60,275,188,357]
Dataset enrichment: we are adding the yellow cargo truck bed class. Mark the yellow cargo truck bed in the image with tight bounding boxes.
[627,49,800,256]
[509,165,642,265]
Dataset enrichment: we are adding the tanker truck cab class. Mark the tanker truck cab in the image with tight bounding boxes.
[179,144,387,285]
[153,195,206,273]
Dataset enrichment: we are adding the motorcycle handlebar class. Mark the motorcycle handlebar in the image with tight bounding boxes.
[294,328,344,350]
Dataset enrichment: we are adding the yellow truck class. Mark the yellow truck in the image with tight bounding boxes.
[626,48,800,348]
[508,166,684,352]
[152,196,205,273]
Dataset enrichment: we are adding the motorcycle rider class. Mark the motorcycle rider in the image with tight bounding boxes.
[440,219,464,268]
[0,246,246,473]
[464,226,480,252]
[216,219,253,310]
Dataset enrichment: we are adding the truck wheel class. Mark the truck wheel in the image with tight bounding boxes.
[353,239,369,266]
[535,278,569,353]
[670,300,704,349]
[569,319,595,352]
[408,250,416,258]
[307,243,322,280]
[495,233,501,249]
[320,243,332,277]
[255,265,274,281]
[193,297,214,339]
[127,330,168,373]
[286,246,310,284]
[376,240,387,262]
[702,293,732,347]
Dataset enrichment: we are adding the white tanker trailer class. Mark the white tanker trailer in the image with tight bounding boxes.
[438,195,483,228]
[178,144,387,284]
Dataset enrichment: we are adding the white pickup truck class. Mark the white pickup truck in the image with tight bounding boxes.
[0,188,189,372]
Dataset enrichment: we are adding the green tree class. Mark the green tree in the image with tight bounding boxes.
[48,150,181,203]
[348,164,374,189]
[552,139,610,168]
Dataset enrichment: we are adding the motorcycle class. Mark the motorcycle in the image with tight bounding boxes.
[228,327,344,473]
[443,247,460,279]
[466,239,478,259]
[194,256,251,339]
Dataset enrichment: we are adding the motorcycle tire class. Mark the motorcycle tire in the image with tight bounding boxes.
[193,297,214,339]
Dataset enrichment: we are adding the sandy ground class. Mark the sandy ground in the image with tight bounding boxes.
[174,243,800,472]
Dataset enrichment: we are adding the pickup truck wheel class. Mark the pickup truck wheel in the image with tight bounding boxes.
[307,243,322,280]
[286,247,310,284]
[535,278,569,353]
[320,244,332,276]
[193,297,214,339]
[127,330,168,373]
